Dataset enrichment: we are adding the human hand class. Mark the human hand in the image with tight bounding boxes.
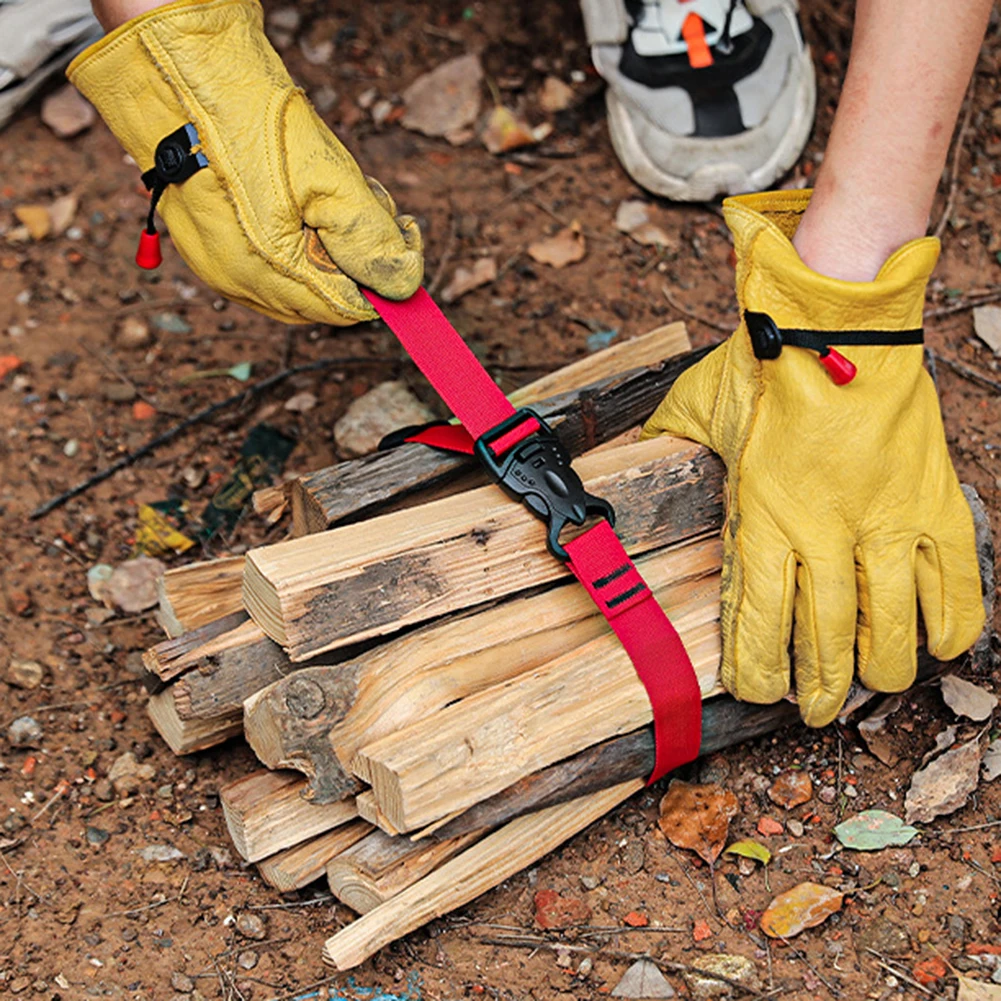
[643,190,984,726]
[70,0,422,325]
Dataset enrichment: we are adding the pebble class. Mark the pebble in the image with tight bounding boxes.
[106,557,166,613]
[237,951,258,971]
[843,784,858,798]
[63,438,80,457]
[949,914,967,945]
[908,862,921,877]
[121,926,138,942]
[170,972,194,993]
[578,957,592,977]
[152,312,192,335]
[85,826,110,846]
[157,784,174,800]
[108,751,156,796]
[7,716,43,748]
[333,381,437,458]
[580,874,600,890]
[116,316,152,348]
[818,785,837,804]
[786,818,804,837]
[684,955,760,1000]
[235,912,267,940]
[94,778,114,802]
[622,839,645,874]
[6,658,44,689]
[992,967,1001,985]
[102,382,137,403]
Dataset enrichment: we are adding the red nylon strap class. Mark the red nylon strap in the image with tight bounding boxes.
[564,522,702,779]
[364,288,701,783]
[404,424,475,455]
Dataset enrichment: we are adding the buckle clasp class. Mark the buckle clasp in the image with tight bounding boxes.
[474,409,615,560]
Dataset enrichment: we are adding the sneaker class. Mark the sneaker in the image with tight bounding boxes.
[0,0,102,130]
[580,0,816,201]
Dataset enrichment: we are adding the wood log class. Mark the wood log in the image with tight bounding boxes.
[243,537,722,803]
[143,612,253,687]
[355,791,401,836]
[257,820,373,892]
[146,690,242,755]
[326,828,483,914]
[321,781,642,970]
[292,341,710,535]
[220,769,358,863]
[244,436,724,661]
[155,556,246,638]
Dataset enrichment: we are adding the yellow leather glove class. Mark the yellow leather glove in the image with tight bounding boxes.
[67,0,422,325]
[643,190,984,726]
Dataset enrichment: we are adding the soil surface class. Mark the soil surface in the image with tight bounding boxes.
[2,2,1000,1000]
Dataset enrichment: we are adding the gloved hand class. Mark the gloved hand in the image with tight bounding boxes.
[68,0,422,325]
[643,190,984,726]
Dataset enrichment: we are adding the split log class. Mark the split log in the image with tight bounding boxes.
[326,828,483,914]
[220,769,358,863]
[143,612,253,688]
[244,436,724,660]
[321,780,642,970]
[292,340,710,534]
[155,556,245,638]
[146,689,242,755]
[355,791,401,836]
[257,820,372,892]
[244,537,722,803]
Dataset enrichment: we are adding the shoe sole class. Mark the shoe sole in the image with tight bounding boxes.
[605,45,817,201]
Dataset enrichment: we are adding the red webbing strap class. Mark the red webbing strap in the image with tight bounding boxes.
[404,423,475,454]
[564,522,702,779]
[364,288,701,783]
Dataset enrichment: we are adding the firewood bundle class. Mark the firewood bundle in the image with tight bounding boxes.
[139,321,992,971]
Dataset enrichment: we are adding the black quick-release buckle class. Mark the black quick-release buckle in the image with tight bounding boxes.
[474,409,615,561]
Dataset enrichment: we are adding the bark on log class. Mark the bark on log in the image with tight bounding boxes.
[244,436,724,661]
[243,538,722,803]
[293,341,710,534]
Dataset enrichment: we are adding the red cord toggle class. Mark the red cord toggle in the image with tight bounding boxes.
[818,348,856,386]
[135,230,162,270]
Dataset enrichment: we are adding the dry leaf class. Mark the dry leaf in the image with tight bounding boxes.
[539,76,575,113]
[759,882,843,938]
[658,780,738,864]
[40,83,96,138]
[957,975,1001,1000]
[611,959,675,998]
[614,199,673,247]
[767,770,813,809]
[920,724,958,767]
[48,194,78,238]
[528,222,586,269]
[973,305,1001,356]
[481,104,551,154]
[284,391,317,413]
[441,256,498,303]
[14,205,51,241]
[940,674,998,721]
[858,694,904,766]
[401,54,483,139]
[905,738,982,823]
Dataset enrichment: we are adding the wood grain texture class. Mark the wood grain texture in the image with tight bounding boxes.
[219,770,358,863]
[352,574,722,831]
[292,342,710,534]
[244,538,721,803]
[155,556,246,638]
[326,828,483,914]
[257,820,373,892]
[245,436,724,660]
[322,781,642,969]
[146,690,242,755]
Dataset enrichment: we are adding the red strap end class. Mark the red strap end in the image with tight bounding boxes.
[819,348,856,385]
[135,230,162,270]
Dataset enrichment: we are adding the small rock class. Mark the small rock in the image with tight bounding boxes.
[108,751,156,796]
[116,316,152,348]
[580,874,600,890]
[170,972,194,993]
[284,390,317,413]
[787,818,804,837]
[106,556,165,613]
[534,889,591,930]
[87,563,115,602]
[102,382,137,403]
[94,778,114,802]
[267,6,300,31]
[333,381,436,458]
[41,84,96,138]
[818,785,837,804]
[539,76,574,113]
[622,839,645,875]
[236,911,267,940]
[684,954,761,1000]
[157,784,174,800]
[578,957,593,977]
[857,916,912,958]
[86,826,110,846]
[63,438,80,457]
[768,770,813,810]
[843,784,858,798]
[6,658,44,690]
[152,312,192,335]
[237,951,258,971]
[7,716,43,748]
[948,914,968,946]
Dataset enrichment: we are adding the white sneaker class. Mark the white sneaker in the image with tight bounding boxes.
[0,0,102,130]
[580,0,816,200]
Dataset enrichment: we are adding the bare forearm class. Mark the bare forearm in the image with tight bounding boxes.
[794,0,992,281]
[91,0,177,31]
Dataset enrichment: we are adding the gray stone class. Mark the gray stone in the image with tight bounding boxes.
[170,972,194,993]
[684,955,760,1000]
[235,912,266,940]
[7,716,42,748]
[6,659,43,690]
[237,951,258,971]
[333,381,436,458]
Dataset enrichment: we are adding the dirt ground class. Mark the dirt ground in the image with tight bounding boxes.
[2,1,1001,999]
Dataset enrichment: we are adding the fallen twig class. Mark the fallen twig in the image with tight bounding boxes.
[924,287,1001,320]
[662,285,731,333]
[933,76,976,240]
[929,351,1001,395]
[865,949,943,999]
[29,356,394,520]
